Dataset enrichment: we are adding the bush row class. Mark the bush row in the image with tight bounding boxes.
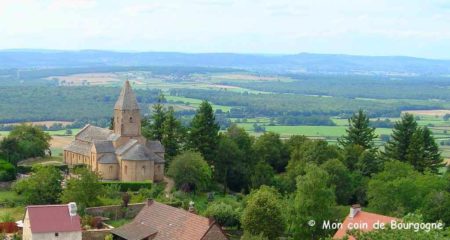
[101,181,153,192]
[16,164,69,174]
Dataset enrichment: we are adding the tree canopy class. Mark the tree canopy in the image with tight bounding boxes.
[241,186,285,239]
[13,165,63,204]
[167,151,212,192]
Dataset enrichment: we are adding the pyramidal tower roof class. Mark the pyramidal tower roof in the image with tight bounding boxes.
[114,80,139,110]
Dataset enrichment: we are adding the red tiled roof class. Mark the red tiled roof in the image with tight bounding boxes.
[112,200,228,240]
[27,205,81,233]
[333,211,398,240]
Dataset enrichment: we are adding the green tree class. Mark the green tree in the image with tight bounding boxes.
[225,124,255,192]
[421,127,444,172]
[0,159,16,181]
[347,213,450,240]
[161,106,185,162]
[286,139,340,191]
[292,164,336,240]
[0,124,51,165]
[188,101,220,164]
[167,151,212,192]
[421,191,450,225]
[253,132,289,172]
[142,93,166,141]
[250,162,274,190]
[13,165,63,204]
[0,138,21,166]
[61,168,104,209]
[338,109,377,149]
[367,161,448,217]
[321,159,353,205]
[384,113,417,162]
[241,186,285,239]
[215,135,242,193]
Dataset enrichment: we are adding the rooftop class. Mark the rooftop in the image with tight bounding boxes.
[26,204,81,233]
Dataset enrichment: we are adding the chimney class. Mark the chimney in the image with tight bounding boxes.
[147,199,154,207]
[188,201,196,213]
[350,204,361,218]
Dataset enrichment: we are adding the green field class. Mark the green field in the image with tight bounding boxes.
[165,95,233,112]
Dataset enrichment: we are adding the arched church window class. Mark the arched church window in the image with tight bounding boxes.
[124,165,128,175]
[109,166,113,173]
[142,166,145,175]
[129,116,133,123]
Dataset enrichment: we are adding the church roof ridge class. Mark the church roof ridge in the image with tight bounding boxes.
[114,80,139,110]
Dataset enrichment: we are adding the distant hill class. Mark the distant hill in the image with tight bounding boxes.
[1,50,450,75]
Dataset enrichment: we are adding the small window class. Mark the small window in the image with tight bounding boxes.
[55,232,59,237]
[142,166,146,175]
[129,116,133,123]
[109,166,113,173]
[124,165,128,175]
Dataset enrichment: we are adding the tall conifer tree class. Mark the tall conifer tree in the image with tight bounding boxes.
[162,107,185,162]
[142,93,166,141]
[338,109,377,149]
[384,113,417,162]
[188,100,220,164]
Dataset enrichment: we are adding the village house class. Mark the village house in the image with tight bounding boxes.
[22,203,82,240]
[64,81,165,182]
[333,204,398,240]
[111,199,228,240]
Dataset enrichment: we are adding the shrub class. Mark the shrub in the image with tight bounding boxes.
[0,160,16,181]
[100,181,152,192]
[204,201,241,227]
[17,164,67,175]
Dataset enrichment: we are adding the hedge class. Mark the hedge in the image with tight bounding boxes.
[17,164,68,174]
[0,160,16,181]
[101,181,152,192]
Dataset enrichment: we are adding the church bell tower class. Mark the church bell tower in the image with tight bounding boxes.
[113,81,141,137]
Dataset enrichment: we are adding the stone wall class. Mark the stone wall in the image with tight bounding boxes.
[85,203,145,220]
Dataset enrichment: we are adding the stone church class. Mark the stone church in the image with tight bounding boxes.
[64,81,165,182]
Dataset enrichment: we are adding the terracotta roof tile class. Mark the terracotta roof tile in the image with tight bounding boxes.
[113,201,227,240]
[333,210,398,240]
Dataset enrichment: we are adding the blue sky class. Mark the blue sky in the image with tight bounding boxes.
[1,0,450,59]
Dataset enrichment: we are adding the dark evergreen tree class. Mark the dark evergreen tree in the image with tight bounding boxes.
[406,126,443,173]
[384,113,418,162]
[143,94,166,141]
[162,107,185,163]
[215,135,242,194]
[421,127,444,173]
[225,124,255,192]
[338,109,377,149]
[188,100,220,164]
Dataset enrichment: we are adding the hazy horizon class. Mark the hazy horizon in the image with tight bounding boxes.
[1,0,450,59]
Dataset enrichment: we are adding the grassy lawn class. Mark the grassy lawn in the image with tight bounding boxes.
[0,191,25,221]
[18,156,64,166]
[0,191,23,203]
[239,125,393,139]
[105,218,132,227]
[0,207,24,221]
